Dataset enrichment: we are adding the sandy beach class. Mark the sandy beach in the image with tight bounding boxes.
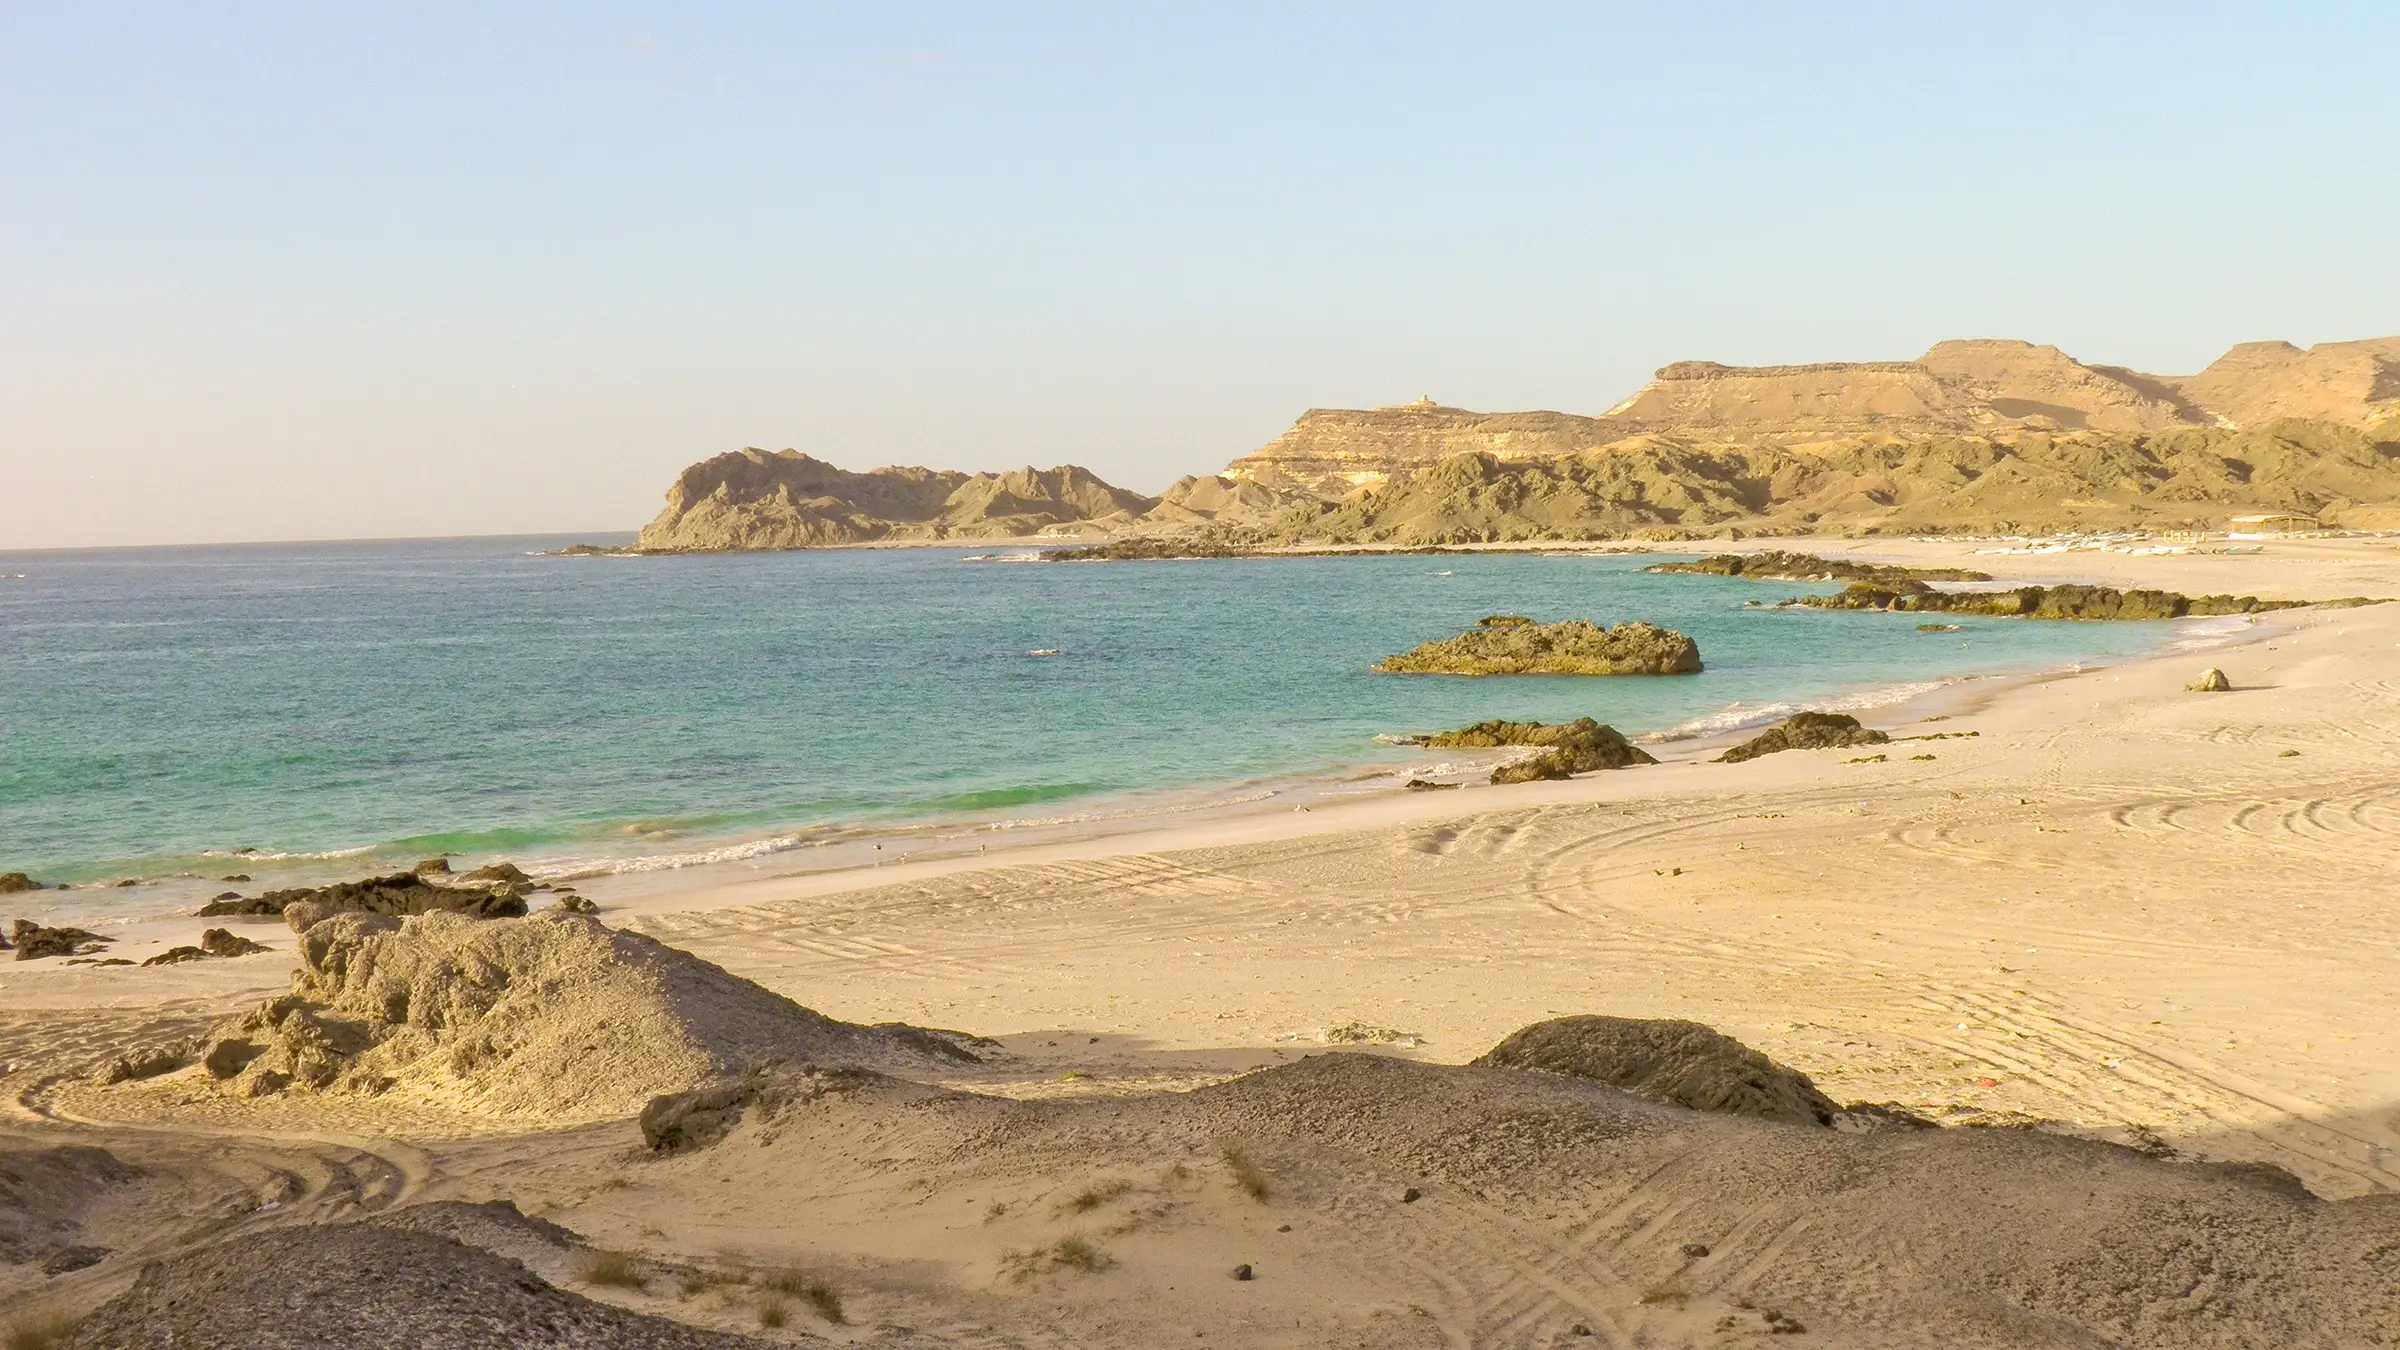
[7,535,2399,1346]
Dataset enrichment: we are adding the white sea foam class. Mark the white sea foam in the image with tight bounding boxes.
[1646,678,1960,743]
[2166,615,2256,651]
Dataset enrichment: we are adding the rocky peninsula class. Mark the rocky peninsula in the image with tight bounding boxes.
[1786,580,2339,620]
[1647,550,1992,585]
[1374,616,1702,676]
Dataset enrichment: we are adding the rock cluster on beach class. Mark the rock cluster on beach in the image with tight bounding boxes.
[1375,616,1702,676]
[0,872,46,894]
[1646,551,1993,585]
[1714,712,1891,764]
[139,928,270,967]
[1789,580,2327,620]
[196,869,531,920]
[6,919,111,961]
[1408,717,1657,783]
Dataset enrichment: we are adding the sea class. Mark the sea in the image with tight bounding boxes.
[0,536,2246,917]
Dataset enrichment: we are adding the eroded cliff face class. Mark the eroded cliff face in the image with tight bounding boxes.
[1228,422,2400,545]
[1219,336,2400,499]
[633,450,1158,551]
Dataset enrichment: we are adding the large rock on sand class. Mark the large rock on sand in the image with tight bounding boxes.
[0,873,44,894]
[166,907,992,1120]
[1474,1015,1839,1127]
[1714,711,1890,764]
[8,919,110,961]
[1375,616,1702,676]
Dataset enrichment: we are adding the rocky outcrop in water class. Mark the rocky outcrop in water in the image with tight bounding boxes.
[0,873,44,894]
[1474,1015,1841,1126]
[1375,616,1702,676]
[196,871,529,920]
[1789,581,2318,620]
[1715,712,1890,764]
[1647,551,1991,585]
[630,450,1157,551]
[1410,717,1658,783]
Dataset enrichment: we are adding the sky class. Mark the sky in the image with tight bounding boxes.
[4,3,2397,549]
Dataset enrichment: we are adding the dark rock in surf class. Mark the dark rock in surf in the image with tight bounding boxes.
[1714,712,1889,764]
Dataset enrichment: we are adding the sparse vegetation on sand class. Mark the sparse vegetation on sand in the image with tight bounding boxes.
[578,1249,645,1290]
[1001,1234,1115,1278]
[3,1312,80,1350]
[757,1270,844,1323]
[1060,1179,1133,1214]
[754,1293,788,1328]
[1221,1145,1272,1202]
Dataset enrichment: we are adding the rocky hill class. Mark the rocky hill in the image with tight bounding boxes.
[633,449,1157,550]
[1219,336,2400,500]
[617,335,2400,551]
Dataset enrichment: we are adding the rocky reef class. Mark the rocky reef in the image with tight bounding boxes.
[1787,581,2323,620]
[1375,616,1702,676]
[1647,550,1991,585]
[1714,712,1891,764]
[1406,717,1657,783]
[197,869,531,920]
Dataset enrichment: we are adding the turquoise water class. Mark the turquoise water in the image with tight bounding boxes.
[1,537,2211,901]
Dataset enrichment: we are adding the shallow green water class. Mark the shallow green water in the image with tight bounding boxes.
[0,537,2221,903]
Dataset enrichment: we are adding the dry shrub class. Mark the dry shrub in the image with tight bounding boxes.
[1221,1145,1271,1202]
[4,1313,80,1350]
[579,1249,644,1290]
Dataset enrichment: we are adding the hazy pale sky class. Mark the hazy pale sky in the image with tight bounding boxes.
[5,3,2397,548]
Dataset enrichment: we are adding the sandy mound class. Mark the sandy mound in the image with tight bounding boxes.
[1715,711,1889,763]
[645,1049,2399,1346]
[0,1145,139,1270]
[1471,1014,1841,1126]
[57,1224,776,1350]
[116,908,989,1120]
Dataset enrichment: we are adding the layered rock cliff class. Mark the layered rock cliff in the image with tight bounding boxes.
[1221,336,2400,501]
[634,450,1157,551]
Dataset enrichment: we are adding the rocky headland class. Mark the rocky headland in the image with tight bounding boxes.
[588,334,2400,555]
[1374,616,1702,676]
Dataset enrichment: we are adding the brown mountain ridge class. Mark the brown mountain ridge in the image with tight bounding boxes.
[625,335,2400,550]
